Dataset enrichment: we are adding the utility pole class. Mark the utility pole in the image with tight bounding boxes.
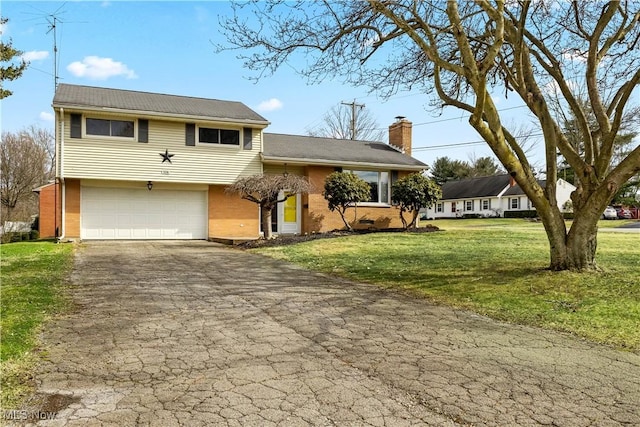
[341,99,365,140]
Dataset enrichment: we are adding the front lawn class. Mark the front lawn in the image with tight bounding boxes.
[0,242,74,409]
[253,219,640,351]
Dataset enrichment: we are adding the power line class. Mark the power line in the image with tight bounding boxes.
[413,132,544,152]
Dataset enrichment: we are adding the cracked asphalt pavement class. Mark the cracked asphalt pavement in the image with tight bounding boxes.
[16,241,640,426]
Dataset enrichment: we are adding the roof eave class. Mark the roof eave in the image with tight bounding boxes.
[261,155,426,171]
[51,103,271,127]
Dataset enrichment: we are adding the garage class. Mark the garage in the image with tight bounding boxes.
[81,187,207,239]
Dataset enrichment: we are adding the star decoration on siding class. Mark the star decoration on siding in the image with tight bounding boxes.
[159,149,174,163]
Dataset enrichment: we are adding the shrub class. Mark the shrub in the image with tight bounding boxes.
[504,210,538,218]
[391,173,442,229]
[323,172,371,231]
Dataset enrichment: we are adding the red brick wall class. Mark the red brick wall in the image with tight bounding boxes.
[38,183,61,238]
[304,166,406,233]
[208,185,260,238]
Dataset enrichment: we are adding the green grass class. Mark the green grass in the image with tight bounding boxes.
[0,242,74,409]
[254,219,640,351]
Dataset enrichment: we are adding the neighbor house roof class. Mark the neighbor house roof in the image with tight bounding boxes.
[440,174,512,200]
[52,84,269,126]
[503,179,546,196]
[262,133,426,170]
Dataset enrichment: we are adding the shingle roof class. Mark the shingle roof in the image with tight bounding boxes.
[503,179,546,196]
[441,174,511,199]
[53,84,269,125]
[262,133,426,169]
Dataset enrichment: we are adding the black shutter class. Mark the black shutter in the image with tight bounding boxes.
[70,114,82,138]
[185,123,195,146]
[391,170,399,184]
[243,127,253,150]
[138,119,148,143]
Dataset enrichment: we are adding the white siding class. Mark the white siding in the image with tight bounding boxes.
[61,113,263,185]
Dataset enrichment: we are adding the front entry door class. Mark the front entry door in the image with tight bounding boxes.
[280,192,300,234]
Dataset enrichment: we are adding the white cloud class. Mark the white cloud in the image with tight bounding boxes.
[562,51,588,63]
[39,111,54,122]
[195,6,209,23]
[67,56,138,80]
[101,1,112,7]
[256,98,283,112]
[22,50,49,61]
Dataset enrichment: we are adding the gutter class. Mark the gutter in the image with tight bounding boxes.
[261,154,426,171]
[58,107,66,241]
[51,103,271,128]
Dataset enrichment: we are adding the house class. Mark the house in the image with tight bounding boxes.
[423,174,575,219]
[44,84,425,240]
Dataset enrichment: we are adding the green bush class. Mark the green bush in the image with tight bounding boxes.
[504,210,538,218]
[30,230,39,240]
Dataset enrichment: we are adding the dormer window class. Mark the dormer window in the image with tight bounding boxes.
[86,118,134,138]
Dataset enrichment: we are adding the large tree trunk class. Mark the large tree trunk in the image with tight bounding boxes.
[540,203,600,271]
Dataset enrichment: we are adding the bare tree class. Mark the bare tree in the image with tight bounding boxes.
[1,127,53,221]
[220,1,640,271]
[226,174,312,239]
[307,103,386,141]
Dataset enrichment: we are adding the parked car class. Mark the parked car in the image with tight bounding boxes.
[602,206,618,220]
[616,207,632,219]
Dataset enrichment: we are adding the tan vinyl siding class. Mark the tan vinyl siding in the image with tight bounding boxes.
[61,113,263,185]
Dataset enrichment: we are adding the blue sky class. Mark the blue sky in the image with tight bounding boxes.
[3,1,551,168]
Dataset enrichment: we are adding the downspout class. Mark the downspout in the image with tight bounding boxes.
[58,107,66,241]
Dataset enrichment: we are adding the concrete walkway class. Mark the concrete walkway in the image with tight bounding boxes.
[19,241,640,426]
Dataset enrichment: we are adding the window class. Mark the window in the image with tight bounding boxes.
[198,127,240,145]
[86,118,134,138]
[347,170,389,204]
[465,200,473,211]
[510,197,520,209]
[436,203,443,213]
[482,199,490,210]
[451,203,457,213]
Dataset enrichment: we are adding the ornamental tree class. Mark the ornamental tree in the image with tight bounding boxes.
[226,174,311,239]
[323,171,371,231]
[391,173,441,229]
[220,1,640,271]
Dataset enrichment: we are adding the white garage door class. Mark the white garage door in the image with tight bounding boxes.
[81,187,207,240]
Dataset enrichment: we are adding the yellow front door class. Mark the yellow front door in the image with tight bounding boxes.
[281,192,299,234]
[284,193,296,223]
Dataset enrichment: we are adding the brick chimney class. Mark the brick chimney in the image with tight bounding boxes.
[389,116,412,156]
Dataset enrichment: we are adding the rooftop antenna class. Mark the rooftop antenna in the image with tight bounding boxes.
[22,3,85,92]
[46,8,64,92]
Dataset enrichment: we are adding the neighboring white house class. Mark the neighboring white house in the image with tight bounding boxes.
[423,174,576,219]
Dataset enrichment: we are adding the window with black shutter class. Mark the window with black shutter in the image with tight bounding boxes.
[70,114,82,138]
[185,123,196,146]
[138,119,148,143]
[243,128,253,150]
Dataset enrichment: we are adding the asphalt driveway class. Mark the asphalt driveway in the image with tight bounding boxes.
[20,241,640,426]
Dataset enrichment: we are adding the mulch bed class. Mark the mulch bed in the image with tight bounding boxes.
[237,225,440,249]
